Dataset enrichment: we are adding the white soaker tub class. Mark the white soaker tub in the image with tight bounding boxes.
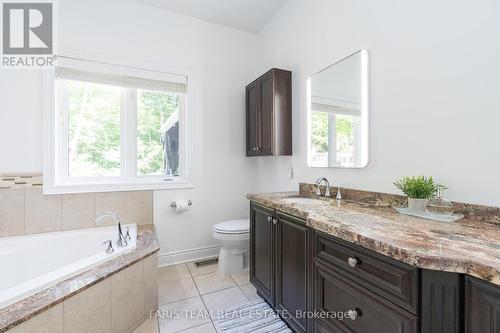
[0,224,137,309]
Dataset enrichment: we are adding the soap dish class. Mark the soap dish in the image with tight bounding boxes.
[393,207,464,223]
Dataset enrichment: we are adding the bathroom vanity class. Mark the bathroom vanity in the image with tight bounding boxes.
[248,185,500,333]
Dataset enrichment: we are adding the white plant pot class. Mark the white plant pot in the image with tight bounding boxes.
[407,198,428,211]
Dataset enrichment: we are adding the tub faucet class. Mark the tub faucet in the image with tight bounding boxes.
[95,212,127,247]
[315,177,331,197]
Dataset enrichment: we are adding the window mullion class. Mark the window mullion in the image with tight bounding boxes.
[123,88,137,180]
[59,82,70,183]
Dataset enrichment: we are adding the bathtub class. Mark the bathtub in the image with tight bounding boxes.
[0,224,137,309]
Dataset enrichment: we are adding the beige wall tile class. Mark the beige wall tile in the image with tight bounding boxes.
[0,188,25,237]
[111,261,145,333]
[95,191,127,226]
[25,187,62,234]
[144,253,159,316]
[8,303,63,333]
[64,279,112,333]
[126,191,153,225]
[62,193,96,230]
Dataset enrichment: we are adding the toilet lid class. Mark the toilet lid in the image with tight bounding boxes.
[214,219,249,234]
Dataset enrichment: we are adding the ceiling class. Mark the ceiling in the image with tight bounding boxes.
[134,0,289,33]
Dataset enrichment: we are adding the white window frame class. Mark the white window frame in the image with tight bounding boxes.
[43,54,195,194]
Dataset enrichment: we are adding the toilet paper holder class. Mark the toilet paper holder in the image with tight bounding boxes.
[170,200,192,208]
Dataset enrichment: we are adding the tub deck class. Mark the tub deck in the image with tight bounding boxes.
[0,224,159,332]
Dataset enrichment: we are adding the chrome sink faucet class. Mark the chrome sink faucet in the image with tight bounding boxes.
[95,212,128,247]
[315,177,331,197]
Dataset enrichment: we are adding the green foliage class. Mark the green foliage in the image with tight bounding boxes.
[68,81,121,177]
[311,111,328,152]
[137,90,179,175]
[310,112,355,154]
[393,176,441,199]
[68,80,179,177]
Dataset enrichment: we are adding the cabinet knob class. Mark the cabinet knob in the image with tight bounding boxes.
[347,309,360,320]
[267,216,272,222]
[272,218,278,225]
[347,257,359,268]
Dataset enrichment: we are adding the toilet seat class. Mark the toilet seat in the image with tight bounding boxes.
[213,219,249,234]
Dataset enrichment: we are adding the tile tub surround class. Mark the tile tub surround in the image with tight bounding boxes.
[0,186,153,238]
[0,225,160,332]
[247,186,500,286]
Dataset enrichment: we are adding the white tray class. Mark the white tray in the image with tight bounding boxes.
[393,207,464,222]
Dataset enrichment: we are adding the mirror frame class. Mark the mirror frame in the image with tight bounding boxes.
[306,49,370,169]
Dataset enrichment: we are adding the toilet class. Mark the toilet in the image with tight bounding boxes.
[213,219,250,275]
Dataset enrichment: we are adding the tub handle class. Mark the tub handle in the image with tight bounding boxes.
[103,240,114,254]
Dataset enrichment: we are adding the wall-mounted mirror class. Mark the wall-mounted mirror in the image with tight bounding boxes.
[307,49,369,168]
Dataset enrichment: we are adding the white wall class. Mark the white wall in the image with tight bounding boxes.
[0,0,260,264]
[257,0,500,206]
[2,0,500,264]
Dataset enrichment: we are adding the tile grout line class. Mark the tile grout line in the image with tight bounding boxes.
[172,321,214,333]
[189,263,221,331]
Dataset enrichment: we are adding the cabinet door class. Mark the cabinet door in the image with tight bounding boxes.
[257,70,274,155]
[250,203,275,305]
[246,80,258,156]
[465,276,500,333]
[275,213,309,333]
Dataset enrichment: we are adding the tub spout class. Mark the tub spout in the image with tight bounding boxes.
[95,212,128,247]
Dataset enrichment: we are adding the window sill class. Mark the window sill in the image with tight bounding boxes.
[43,180,195,195]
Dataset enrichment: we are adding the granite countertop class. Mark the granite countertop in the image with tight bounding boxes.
[0,224,159,332]
[247,191,500,285]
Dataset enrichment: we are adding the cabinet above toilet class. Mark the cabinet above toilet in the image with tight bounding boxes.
[245,68,292,156]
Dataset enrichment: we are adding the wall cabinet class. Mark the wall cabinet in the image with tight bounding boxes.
[246,69,292,156]
[249,202,500,333]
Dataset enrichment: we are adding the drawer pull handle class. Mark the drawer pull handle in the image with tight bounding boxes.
[267,216,272,222]
[347,309,360,320]
[347,257,359,268]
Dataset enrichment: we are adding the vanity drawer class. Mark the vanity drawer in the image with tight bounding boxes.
[314,261,418,333]
[314,231,419,314]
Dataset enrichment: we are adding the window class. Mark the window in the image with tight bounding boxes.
[310,107,361,168]
[44,57,193,193]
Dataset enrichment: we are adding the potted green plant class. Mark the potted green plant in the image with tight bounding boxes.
[394,176,440,211]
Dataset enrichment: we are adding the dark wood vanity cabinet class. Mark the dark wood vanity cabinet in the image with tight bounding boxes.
[313,261,418,333]
[246,69,292,156]
[465,276,500,333]
[250,204,275,305]
[275,212,310,333]
[250,202,500,333]
[250,204,310,332]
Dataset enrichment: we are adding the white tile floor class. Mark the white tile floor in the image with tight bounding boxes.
[133,261,261,333]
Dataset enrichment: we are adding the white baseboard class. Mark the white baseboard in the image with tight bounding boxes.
[158,244,220,267]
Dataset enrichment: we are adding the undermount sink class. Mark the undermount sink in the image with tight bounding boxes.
[282,197,328,205]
